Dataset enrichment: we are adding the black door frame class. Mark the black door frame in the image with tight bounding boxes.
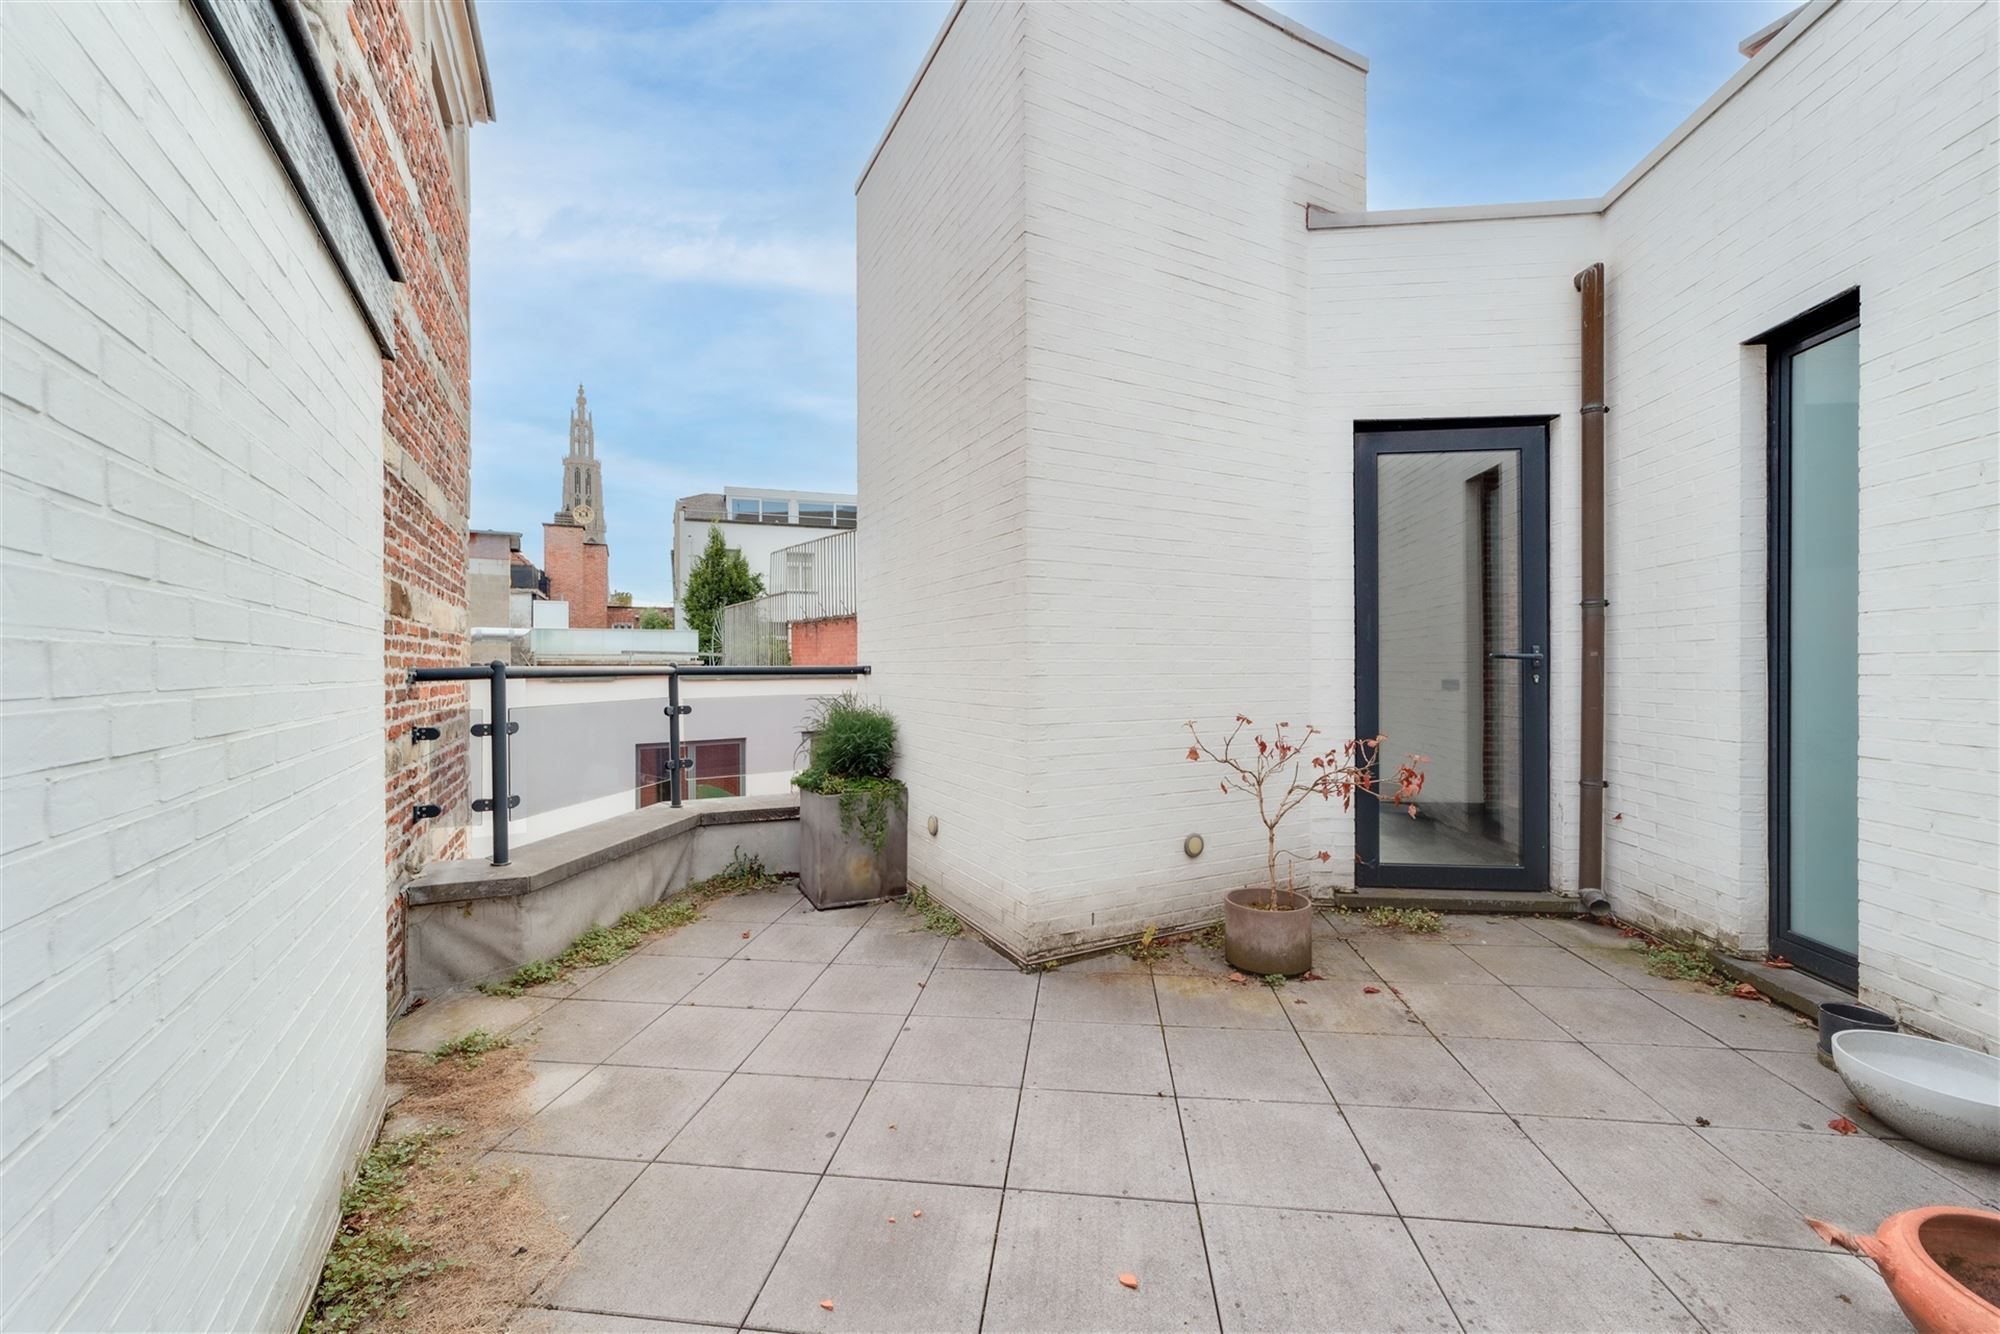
[1355,419,1552,891]
[1763,290,1861,991]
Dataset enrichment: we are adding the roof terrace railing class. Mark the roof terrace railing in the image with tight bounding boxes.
[407,661,870,866]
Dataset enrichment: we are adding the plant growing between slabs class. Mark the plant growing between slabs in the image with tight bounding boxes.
[1186,715,1427,975]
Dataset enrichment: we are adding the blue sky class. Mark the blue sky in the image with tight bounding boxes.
[469,0,1790,605]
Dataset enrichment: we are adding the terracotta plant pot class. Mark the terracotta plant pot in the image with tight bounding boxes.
[1810,1207,2000,1334]
[1223,887,1312,976]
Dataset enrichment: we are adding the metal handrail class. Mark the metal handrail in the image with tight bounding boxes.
[406,661,870,865]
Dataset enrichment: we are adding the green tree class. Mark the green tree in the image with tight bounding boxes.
[609,590,634,607]
[682,527,763,656]
[638,608,673,630]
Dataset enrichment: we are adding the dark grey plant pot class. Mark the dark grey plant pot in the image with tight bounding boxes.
[1818,1000,1896,1058]
[799,788,907,910]
[1223,887,1313,977]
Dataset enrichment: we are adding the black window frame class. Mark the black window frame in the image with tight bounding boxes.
[1762,289,1862,992]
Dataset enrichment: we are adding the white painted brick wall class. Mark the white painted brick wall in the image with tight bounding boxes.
[1,3,387,1327]
[1599,0,1998,1048]
[861,0,1364,955]
[857,1,1034,952]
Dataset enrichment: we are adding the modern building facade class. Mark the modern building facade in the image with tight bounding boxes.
[672,485,857,608]
[1,0,491,1327]
[857,0,1997,1049]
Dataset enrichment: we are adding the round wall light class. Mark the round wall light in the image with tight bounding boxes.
[926,815,939,837]
[1183,834,1204,859]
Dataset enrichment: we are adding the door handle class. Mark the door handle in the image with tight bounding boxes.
[1488,645,1545,684]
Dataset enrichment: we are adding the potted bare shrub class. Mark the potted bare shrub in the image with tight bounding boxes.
[1186,716,1426,975]
[795,694,907,909]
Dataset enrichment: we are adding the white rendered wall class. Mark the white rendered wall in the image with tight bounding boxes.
[857,0,1034,951]
[1,4,386,1328]
[676,517,852,608]
[1596,0,1998,1047]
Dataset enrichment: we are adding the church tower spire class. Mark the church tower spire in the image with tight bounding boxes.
[558,383,606,542]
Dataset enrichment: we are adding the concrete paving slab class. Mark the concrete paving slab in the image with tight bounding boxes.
[701,889,806,924]
[1300,1033,1498,1112]
[1393,983,1568,1040]
[1349,939,1500,985]
[547,1162,815,1325]
[911,966,1038,1020]
[1282,981,1423,1035]
[1409,1219,1700,1333]
[1442,1037,1671,1121]
[388,991,549,1051]
[660,1072,868,1173]
[480,1150,642,1242]
[876,1015,1031,1087]
[1514,986,1723,1046]
[747,1176,1001,1334]
[738,922,861,963]
[1178,1098,1391,1213]
[1520,917,1630,950]
[1739,1049,1901,1138]
[509,1308,715,1332]
[832,928,947,968]
[1007,1088,1192,1200]
[1646,991,1820,1052]
[602,1004,782,1072]
[570,955,720,1005]
[828,1080,1018,1187]
[1885,1139,2000,1206]
[1024,1020,1172,1096]
[779,896,882,926]
[1698,1126,1979,1229]
[1154,976,1289,1029]
[938,937,1015,969]
[1519,1117,1807,1245]
[505,1065,726,1161]
[794,964,930,1016]
[1589,1043,1839,1131]
[1164,1027,1331,1103]
[520,1000,671,1064]
[740,1010,903,1080]
[984,1191,1217,1334]
[1204,1205,1454,1333]
[1345,1105,1604,1229]
[680,959,826,1010]
[1560,942,1705,992]
[1456,945,1624,988]
[1431,916,1560,948]
[1056,951,1149,976]
[1034,972,1159,1025]
[1627,1236,1903,1333]
[524,1061,594,1113]
[639,919,763,958]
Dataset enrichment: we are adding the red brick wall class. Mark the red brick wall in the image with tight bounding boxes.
[543,523,609,628]
[791,616,859,666]
[338,0,474,1015]
[607,604,672,629]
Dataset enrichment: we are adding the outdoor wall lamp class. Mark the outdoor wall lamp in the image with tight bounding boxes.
[1184,834,1204,858]
[927,815,939,837]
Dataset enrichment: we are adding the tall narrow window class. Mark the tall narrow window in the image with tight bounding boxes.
[1769,292,1860,989]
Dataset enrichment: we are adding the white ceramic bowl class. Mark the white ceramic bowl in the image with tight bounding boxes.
[1831,1029,2000,1165]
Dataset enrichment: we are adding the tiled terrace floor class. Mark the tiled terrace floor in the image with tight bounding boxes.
[391,893,1998,1333]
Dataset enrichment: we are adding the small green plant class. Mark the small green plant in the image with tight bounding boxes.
[1125,923,1170,963]
[795,694,906,851]
[1365,906,1444,934]
[1262,973,1287,989]
[302,1128,458,1333]
[428,1030,509,1066]
[1641,942,1720,985]
[479,857,778,996]
[1195,922,1225,952]
[904,884,962,937]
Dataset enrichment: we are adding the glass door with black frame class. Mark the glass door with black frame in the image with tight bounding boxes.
[1355,422,1551,891]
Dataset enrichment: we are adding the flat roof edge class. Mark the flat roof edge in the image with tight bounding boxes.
[1223,0,1369,74]
[855,0,969,195]
[1307,199,1603,230]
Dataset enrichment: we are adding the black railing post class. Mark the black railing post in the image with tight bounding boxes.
[488,659,511,866]
[667,671,683,808]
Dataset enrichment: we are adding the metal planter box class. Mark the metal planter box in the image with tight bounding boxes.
[798,788,907,909]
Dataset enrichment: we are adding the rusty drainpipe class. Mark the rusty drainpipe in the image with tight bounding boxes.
[1574,262,1611,914]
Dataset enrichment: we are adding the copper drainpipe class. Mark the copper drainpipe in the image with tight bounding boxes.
[1573,263,1610,913]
